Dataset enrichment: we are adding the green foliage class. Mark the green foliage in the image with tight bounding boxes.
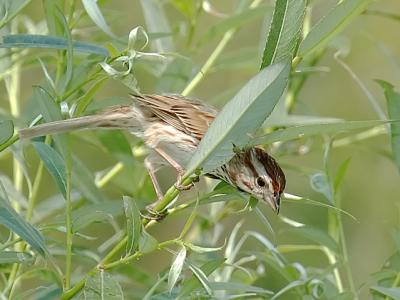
[186,60,290,175]
[0,186,49,257]
[298,0,374,57]
[377,80,400,173]
[261,0,306,68]
[0,0,399,299]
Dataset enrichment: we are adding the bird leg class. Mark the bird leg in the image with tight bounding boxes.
[143,157,167,221]
[153,147,195,191]
[144,157,164,201]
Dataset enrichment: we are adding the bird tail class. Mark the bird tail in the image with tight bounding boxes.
[19,105,142,139]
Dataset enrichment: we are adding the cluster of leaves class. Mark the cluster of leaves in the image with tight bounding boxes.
[0,0,399,299]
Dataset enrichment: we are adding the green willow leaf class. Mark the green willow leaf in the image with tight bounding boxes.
[285,226,339,253]
[32,86,69,158]
[0,251,33,264]
[209,282,273,295]
[0,185,49,257]
[0,34,109,56]
[377,80,400,172]
[250,120,388,146]
[72,202,123,232]
[33,142,67,197]
[84,271,124,299]
[298,0,374,57]
[82,0,116,38]
[179,258,226,298]
[185,60,290,176]
[123,196,141,255]
[261,0,306,68]
[140,0,174,52]
[370,286,400,299]
[168,246,187,292]
[0,119,14,145]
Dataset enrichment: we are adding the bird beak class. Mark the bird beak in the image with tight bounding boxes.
[264,194,280,214]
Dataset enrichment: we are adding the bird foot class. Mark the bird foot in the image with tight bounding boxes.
[141,203,168,222]
[174,173,199,191]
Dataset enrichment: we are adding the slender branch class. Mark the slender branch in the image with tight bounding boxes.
[181,29,236,96]
[181,0,263,96]
[64,155,73,290]
[61,1,267,297]
[61,176,194,299]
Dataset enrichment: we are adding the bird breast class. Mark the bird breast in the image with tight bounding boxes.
[143,122,199,167]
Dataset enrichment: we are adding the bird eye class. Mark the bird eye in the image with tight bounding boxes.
[256,177,265,187]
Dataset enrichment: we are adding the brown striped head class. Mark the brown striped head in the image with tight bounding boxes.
[224,147,286,213]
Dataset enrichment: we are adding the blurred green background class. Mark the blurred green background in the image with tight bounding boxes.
[1,0,400,299]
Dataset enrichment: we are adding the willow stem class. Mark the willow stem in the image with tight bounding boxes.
[60,176,194,299]
[181,0,263,96]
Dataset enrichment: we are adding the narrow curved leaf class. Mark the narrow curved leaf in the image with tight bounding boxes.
[179,258,226,297]
[370,286,400,299]
[0,0,32,30]
[188,264,212,295]
[310,173,333,203]
[209,282,273,294]
[0,251,33,264]
[250,120,388,146]
[54,7,73,93]
[72,202,123,232]
[298,0,373,57]
[32,86,69,158]
[0,34,109,56]
[123,196,141,255]
[74,77,108,116]
[33,142,67,197]
[186,60,290,175]
[261,0,306,68]
[82,0,116,38]
[140,0,174,52]
[377,80,400,172]
[0,184,48,257]
[168,246,187,292]
[285,226,339,253]
[0,119,14,145]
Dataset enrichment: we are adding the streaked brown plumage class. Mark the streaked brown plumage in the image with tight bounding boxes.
[19,94,286,213]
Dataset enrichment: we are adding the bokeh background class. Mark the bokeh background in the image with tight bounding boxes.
[1,0,400,299]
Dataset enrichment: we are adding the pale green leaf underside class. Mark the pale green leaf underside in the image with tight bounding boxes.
[168,246,186,292]
[186,60,290,175]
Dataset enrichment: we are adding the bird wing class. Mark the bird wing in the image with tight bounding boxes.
[131,94,217,140]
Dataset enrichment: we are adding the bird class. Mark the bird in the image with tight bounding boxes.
[19,94,286,213]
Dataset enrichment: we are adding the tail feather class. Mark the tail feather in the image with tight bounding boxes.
[19,105,142,139]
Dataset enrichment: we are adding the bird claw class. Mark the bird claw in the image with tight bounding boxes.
[174,173,199,191]
[141,204,168,222]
